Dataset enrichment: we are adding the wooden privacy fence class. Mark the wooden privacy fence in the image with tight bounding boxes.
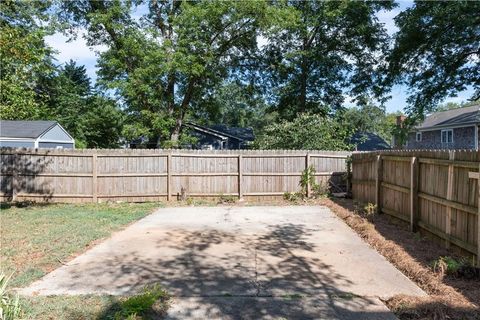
[351,150,479,264]
[0,148,350,203]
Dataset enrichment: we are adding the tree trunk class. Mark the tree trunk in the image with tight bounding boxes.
[299,41,308,113]
[169,78,196,144]
[170,118,182,144]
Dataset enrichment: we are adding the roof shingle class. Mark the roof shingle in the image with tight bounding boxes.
[417,105,480,129]
[0,120,58,139]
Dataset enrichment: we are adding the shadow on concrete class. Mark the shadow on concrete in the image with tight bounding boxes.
[59,222,394,319]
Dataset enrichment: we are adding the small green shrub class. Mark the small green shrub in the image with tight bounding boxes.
[0,272,22,320]
[432,256,462,276]
[114,285,169,320]
[299,165,317,197]
[363,203,377,220]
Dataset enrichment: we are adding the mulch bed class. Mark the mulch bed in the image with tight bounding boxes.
[318,197,480,320]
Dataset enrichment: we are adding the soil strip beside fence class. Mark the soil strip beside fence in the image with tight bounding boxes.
[351,150,479,265]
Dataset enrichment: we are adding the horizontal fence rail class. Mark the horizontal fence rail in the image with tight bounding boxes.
[0,148,350,203]
[351,149,479,265]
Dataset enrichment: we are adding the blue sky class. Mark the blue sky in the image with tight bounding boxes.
[44,1,474,114]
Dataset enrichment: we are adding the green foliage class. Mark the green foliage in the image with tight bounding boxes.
[255,113,352,150]
[432,256,462,276]
[58,0,287,147]
[114,285,170,320]
[299,165,316,197]
[388,1,480,120]
[0,0,54,120]
[341,104,401,145]
[0,272,22,320]
[198,81,269,131]
[264,1,396,119]
[39,60,124,148]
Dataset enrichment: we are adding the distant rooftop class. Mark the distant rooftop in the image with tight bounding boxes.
[0,120,58,139]
[417,104,480,130]
[351,132,390,151]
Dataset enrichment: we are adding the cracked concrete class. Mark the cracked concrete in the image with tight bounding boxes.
[20,206,425,319]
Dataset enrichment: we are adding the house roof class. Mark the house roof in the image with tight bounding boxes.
[209,124,254,141]
[0,120,58,139]
[416,104,480,130]
[186,122,254,142]
[351,132,391,151]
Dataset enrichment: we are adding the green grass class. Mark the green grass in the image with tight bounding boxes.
[21,287,170,320]
[1,201,168,319]
[0,202,161,288]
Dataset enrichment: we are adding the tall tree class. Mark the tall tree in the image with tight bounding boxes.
[0,0,54,120]
[388,1,480,121]
[263,1,395,120]
[58,0,288,147]
[39,60,124,148]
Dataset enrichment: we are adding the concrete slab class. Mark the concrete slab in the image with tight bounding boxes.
[20,206,425,318]
[166,296,397,320]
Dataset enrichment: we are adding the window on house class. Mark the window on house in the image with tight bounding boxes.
[441,129,453,144]
[416,132,422,142]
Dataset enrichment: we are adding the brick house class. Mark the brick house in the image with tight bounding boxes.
[405,104,479,150]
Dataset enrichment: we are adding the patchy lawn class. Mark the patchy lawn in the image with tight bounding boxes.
[1,202,161,288]
[22,286,170,320]
[1,202,170,319]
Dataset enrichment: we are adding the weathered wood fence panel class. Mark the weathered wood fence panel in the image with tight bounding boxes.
[351,150,479,265]
[0,148,350,203]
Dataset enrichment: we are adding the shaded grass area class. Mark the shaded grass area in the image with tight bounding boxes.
[1,202,161,288]
[320,197,480,320]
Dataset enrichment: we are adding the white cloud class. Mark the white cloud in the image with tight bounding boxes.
[45,30,107,81]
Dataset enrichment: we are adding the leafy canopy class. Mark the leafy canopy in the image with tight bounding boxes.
[263,0,395,120]
[255,113,352,150]
[388,1,480,122]
[0,0,54,120]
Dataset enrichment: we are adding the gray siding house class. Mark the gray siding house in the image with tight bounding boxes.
[0,120,75,149]
[405,105,479,150]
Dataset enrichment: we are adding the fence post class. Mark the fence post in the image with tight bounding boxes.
[11,153,18,202]
[346,157,351,196]
[92,153,98,203]
[375,155,382,214]
[238,154,243,199]
[410,156,419,232]
[477,163,480,267]
[167,153,172,201]
[444,151,455,248]
[306,153,311,198]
